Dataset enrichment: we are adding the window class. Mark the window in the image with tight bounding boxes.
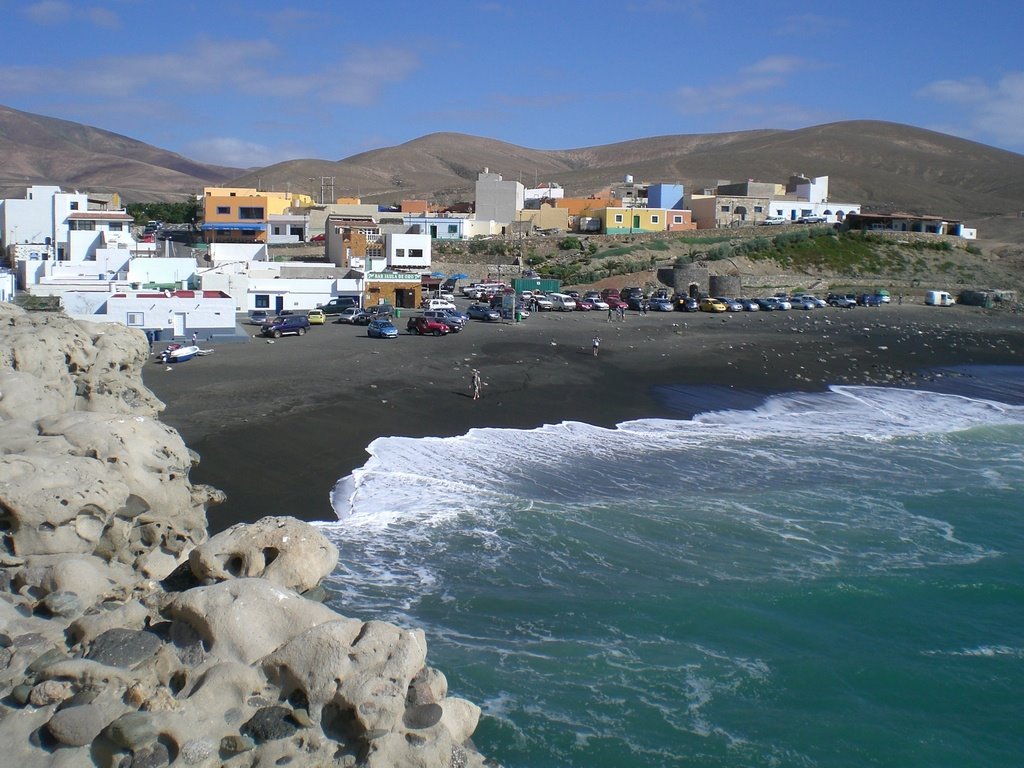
[69,221,95,231]
[70,202,79,210]
[273,226,281,235]
[239,207,264,220]
[126,312,143,326]
[255,295,270,309]
[720,205,731,213]
[395,249,405,257]
[614,214,623,223]
[410,249,423,259]
[651,215,659,224]
[109,222,123,231]
[754,205,764,213]
[673,215,682,224]
[217,206,230,215]
[447,224,458,234]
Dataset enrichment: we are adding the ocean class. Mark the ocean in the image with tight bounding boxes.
[320,367,1024,768]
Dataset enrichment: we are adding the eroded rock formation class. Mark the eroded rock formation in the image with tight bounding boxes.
[0,305,493,767]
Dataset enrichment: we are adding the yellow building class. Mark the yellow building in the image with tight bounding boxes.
[597,207,669,235]
[201,187,315,243]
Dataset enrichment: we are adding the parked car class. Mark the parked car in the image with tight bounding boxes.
[309,233,326,243]
[532,295,554,311]
[260,315,310,338]
[793,294,827,308]
[601,288,622,301]
[793,297,817,310]
[621,287,645,301]
[858,293,884,307]
[407,316,450,336]
[421,298,457,311]
[827,294,858,308]
[467,303,502,321]
[549,293,577,311]
[674,294,700,312]
[755,297,777,311]
[307,308,326,325]
[367,318,399,339]
[649,297,674,312]
[320,297,359,315]
[627,296,650,312]
[715,297,744,312]
[761,216,787,225]
[736,298,760,311]
[699,297,728,313]
[423,309,464,332]
[335,307,371,325]
[797,215,827,224]
[248,310,269,325]
[584,292,609,310]
[574,298,595,311]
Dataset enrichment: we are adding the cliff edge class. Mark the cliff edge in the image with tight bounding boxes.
[0,304,493,767]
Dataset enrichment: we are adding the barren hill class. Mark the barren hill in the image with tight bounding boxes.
[0,104,241,202]
[235,121,1024,237]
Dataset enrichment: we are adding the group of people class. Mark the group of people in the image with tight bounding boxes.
[606,306,628,321]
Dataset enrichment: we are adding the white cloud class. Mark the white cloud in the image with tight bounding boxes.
[24,1,70,24]
[918,71,1024,150]
[674,57,815,117]
[743,56,807,76]
[184,137,280,168]
[24,1,121,28]
[320,47,421,106]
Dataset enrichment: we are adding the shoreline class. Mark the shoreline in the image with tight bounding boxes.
[143,304,1024,532]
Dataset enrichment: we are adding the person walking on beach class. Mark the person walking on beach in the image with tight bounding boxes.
[471,369,482,400]
[191,331,198,346]
[607,306,614,322]
[592,335,601,357]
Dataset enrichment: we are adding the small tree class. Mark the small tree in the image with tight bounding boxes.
[558,236,582,251]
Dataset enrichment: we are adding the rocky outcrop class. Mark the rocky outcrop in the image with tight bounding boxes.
[0,304,493,767]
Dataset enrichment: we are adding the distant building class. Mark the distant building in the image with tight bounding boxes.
[844,212,976,239]
[201,187,315,244]
[475,168,524,227]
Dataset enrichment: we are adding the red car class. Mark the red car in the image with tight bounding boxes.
[310,233,326,243]
[604,296,629,310]
[574,298,594,311]
[406,316,450,336]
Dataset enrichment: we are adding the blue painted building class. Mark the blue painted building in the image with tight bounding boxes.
[648,183,686,210]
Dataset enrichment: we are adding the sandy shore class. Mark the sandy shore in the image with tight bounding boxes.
[143,303,1024,532]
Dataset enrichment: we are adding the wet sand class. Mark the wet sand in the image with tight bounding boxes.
[142,304,1024,532]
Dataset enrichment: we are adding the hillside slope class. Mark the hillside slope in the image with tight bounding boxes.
[0,104,241,201]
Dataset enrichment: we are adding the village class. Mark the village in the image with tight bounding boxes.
[0,170,980,346]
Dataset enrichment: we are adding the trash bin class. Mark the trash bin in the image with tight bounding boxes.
[394,308,401,318]
[515,311,522,323]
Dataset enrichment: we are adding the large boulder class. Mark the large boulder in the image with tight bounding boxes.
[189,516,339,593]
[163,578,340,664]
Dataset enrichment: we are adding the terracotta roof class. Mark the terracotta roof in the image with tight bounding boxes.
[67,212,133,220]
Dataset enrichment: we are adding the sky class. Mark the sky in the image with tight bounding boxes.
[1,0,1022,169]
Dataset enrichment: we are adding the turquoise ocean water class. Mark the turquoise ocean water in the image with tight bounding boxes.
[321,368,1024,767]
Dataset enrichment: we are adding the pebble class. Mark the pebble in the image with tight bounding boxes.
[105,711,158,750]
[86,628,162,668]
[42,590,82,618]
[46,704,106,746]
[240,706,299,743]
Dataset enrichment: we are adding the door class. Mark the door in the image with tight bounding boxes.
[275,296,284,314]
[173,313,186,337]
[430,225,438,238]
[632,214,641,230]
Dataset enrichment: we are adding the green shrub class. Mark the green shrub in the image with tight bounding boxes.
[558,236,582,251]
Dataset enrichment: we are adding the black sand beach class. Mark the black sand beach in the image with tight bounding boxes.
[143,304,1024,532]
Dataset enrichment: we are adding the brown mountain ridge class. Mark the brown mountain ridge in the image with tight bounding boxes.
[2,104,1023,241]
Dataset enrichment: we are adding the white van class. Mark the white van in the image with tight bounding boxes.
[925,290,955,306]
[549,293,577,312]
[421,298,456,311]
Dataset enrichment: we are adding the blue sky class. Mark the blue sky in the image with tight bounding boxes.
[1,0,1021,168]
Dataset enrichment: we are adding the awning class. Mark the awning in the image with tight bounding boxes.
[201,223,266,230]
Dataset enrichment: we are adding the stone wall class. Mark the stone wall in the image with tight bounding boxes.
[0,304,492,768]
